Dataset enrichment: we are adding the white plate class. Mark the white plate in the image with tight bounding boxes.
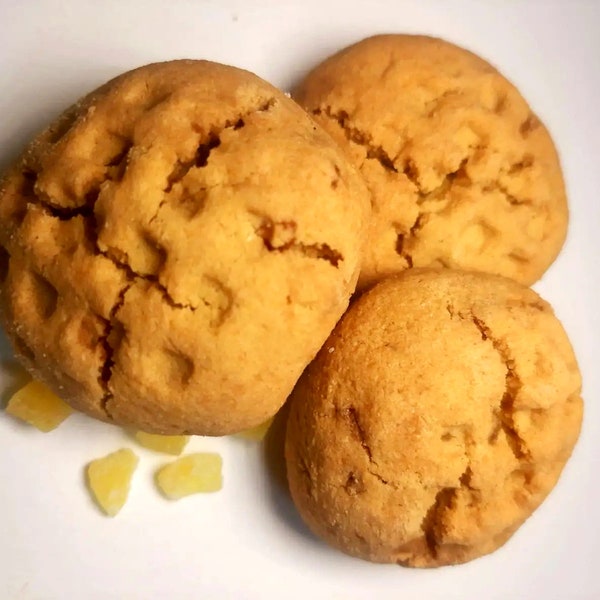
[1,1,598,599]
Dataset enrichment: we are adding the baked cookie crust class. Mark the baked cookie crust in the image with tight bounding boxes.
[286,269,582,566]
[0,60,370,435]
[294,35,568,290]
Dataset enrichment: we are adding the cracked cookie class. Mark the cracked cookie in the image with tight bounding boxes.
[294,35,568,290]
[285,269,582,567]
[0,60,370,435]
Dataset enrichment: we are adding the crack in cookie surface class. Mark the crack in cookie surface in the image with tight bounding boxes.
[302,41,564,287]
[467,311,531,461]
[163,97,276,194]
[10,97,286,417]
[15,169,202,417]
[1,59,371,436]
[286,262,580,567]
[98,282,132,415]
[312,105,482,270]
[421,486,456,558]
[344,405,373,462]
[420,426,475,559]
[253,214,343,268]
[312,107,397,174]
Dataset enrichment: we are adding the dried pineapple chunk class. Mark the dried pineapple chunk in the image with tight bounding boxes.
[87,449,138,517]
[156,453,222,499]
[236,417,274,441]
[134,431,189,455]
[5,380,73,432]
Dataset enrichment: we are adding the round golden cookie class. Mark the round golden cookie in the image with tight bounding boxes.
[294,35,568,290]
[285,269,582,567]
[0,60,370,435]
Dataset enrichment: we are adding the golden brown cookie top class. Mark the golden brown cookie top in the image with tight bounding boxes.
[0,60,370,434]
[285,269,582,567]
[295,35,568,289]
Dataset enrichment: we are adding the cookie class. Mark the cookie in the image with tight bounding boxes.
[294,35,568,290]
[0,60,370,435]
[285,269,582,567]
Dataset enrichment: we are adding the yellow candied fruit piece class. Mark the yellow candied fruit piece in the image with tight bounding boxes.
[5,380,73,432]
[134,431,189,455]
[86,449,139,517]
[156,453,222,500]
[236,417,274,441]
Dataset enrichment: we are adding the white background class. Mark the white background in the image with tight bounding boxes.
[0,1,599,598]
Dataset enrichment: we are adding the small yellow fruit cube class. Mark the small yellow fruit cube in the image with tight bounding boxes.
[5,380,73,432]
[156,453,222,499]
[86,449,139,517]
[134,431,189,455]
[236,417,274,441]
